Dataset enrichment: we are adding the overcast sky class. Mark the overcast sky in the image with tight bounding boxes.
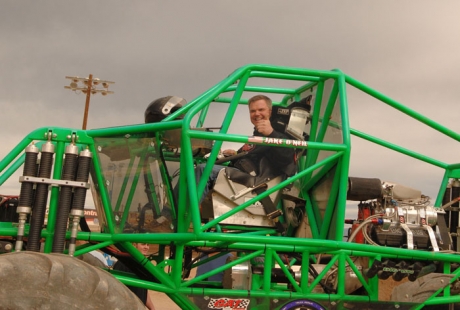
[2,1,460,207]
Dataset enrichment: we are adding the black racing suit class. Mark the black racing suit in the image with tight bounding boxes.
[231,128,297,178]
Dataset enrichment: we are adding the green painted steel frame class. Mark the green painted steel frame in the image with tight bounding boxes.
[1,64,460,309]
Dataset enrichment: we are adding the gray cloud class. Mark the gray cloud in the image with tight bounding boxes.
[1,0,460,202]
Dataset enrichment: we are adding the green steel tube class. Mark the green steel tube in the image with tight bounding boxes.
[182,250,263,287]
[345,255,373,295]
[195,71,251,213]
[249,71,321,82]
[435,169,451,206]
[224,85,297,95]
[114,156,136,212]
[179,286,372,302]
[0,136,32,172]
[420,266,460,307]
[350,128,448,169]
[319,160,343,240]
[304,195,321,239]
[0,153,24,186]
[87,120,183,137]
[185,130,344,153]
[302,81,325,186]
[171,243,186,286]
[263,248,274,293]
[111,232,196,243]
[120,241,176,288]
[316,80,339,145]
[179,67,250,235]
[119,150,146,230]
[273,252,302,292]
[201,152,342,231]
[244,64,341,80]
[175,148,190,234]
[337,252,346,295]
[197,233,460,264]
[88,142,115,233]
[72,240,114,256]
[164,82,224,122]
[114,274,177,294]
[335,71,352,241]
[346,74,460,143]
[300,250,310,294]
[43,140,65,253]
[307,254,338,294]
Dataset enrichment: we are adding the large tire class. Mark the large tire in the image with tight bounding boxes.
[0,251,146,310]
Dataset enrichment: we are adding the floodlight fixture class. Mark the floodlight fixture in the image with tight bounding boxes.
[64,74,115,129]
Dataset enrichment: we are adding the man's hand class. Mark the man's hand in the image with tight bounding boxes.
[255,119,273,136]
[222,149,237,157]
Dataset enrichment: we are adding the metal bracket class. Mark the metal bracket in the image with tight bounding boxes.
[400,223,414,249]
[423,225,439,252]
[19,176,90,189]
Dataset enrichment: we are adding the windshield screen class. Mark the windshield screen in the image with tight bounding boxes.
[92,135,174,233]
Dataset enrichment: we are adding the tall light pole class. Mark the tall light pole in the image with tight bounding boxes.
[64,75,114,129]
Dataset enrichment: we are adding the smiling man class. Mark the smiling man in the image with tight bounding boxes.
[193,95,297,203]
[227,95,297,178]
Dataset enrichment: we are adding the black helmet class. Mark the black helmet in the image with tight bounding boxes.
[144,96,186,123]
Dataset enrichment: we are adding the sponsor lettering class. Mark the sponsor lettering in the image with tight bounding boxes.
[382,267,414,274]
[277,108,290,115]
[84,209,98,217]
[247,136,307,147]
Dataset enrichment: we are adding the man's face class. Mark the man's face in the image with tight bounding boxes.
[134,243,150,256]
[249,99,271,126]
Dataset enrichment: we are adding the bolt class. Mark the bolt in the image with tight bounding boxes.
[4,243,12,252]
[394,304,400,309]
[204,296,209,300]
[273,299,278,304]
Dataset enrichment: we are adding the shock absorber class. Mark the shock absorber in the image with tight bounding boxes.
[27,140,55,252]
[52,143,79,253]
[68,148,92,256]
[15,144,39,251]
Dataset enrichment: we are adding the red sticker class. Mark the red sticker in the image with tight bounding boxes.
[208,298,250,310]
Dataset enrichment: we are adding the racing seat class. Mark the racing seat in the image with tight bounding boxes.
[208,158,285,228]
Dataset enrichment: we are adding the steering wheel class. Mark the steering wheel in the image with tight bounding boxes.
[214,151,249,165]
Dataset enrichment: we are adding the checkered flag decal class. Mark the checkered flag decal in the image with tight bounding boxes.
[208,298,250,309]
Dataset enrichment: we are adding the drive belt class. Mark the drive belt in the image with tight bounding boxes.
[437,213,452,251]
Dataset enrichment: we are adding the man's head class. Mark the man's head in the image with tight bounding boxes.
[248,95,272,127]
[134,243,150,256]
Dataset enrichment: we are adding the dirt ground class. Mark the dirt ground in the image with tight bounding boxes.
[147,260,195,310]
[379,277,409,300]
[149,290,182,310]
